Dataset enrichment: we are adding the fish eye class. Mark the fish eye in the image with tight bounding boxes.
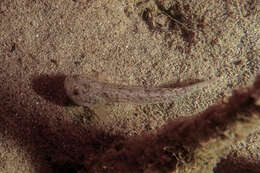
[73,89,79,96]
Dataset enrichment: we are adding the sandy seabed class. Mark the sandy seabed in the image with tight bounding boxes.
[0,0,259,172]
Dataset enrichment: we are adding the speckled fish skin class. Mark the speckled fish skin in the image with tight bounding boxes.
[64,75,215,106]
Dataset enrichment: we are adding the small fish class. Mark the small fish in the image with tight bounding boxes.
[64,75,215,106]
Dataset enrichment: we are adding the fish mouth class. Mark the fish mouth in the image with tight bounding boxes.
[64,75,80,102]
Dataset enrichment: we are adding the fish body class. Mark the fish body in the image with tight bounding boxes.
[64,75,215,106]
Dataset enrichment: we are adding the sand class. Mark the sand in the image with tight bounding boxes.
[0,0,259,172]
